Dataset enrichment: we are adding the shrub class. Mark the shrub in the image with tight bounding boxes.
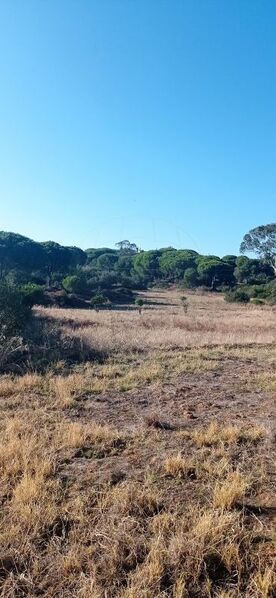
[266,280,276,304]
[135,298,144,313]
[228,282,276,305]
[90,293,109,310]
[216,284,233,293]
[24,317,104,370]
[0,284,31,371]
[0,283,31,337]
[247,284,268,299]
[62,275,88,296]
[224,289,250,303]
[20,283,48,307]
[180,295,188,313]
[250,298,264,306]
[0,334,25,373]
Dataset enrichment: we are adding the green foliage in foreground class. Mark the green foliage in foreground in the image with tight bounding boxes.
[20,283,48,307]
[0,283,31,336]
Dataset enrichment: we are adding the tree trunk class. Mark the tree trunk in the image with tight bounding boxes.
[271,255,276,276]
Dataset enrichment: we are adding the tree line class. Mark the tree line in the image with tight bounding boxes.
[0,224,275,307]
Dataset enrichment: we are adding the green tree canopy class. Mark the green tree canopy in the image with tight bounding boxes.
[234,256,273,284]
[41,242,86,285]
[183,267,198,288]
[221,255,237,266]
[96,253,119,271]
[115,240,139,254]
[240,224,276,275]
[159,249,198,279]
[0,232,45,278]
[133,250,161,279]
[85,247,118,262]
[197,257,234,289]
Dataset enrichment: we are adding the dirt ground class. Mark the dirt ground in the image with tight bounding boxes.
[66,341,276,528]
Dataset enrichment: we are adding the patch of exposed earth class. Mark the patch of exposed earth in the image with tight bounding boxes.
[62,351,276,532]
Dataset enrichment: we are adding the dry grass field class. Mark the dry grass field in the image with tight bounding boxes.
[38,289,276,352]
[0,290,275,597]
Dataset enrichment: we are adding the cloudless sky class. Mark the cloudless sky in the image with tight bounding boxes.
[0,0,275,255]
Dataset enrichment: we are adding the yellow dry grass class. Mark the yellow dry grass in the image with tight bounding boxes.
[0,407,274,596]
[251,371,276,392]
[56,420,124,450]
[192,421,265,448]
[0,349,221,401]
[0,291,275,597]
[37,289,276,353]
[164,453,188,478]
[0,372,43,397]
[213,470,250,509]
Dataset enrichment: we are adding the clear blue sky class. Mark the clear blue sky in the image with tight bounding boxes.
[0,1,275,256]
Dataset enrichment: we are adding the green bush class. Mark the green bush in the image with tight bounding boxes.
[240,282,276,304]
[135,298,144,307]
[20,283,48,307]
[250,298,264,306]
[0,284,31,337]
[243,284,268,299]
[224,289,250,304]
[62,275,88,296]
[216,284,233,293]
[180,295,189,313]
[135,297,144,313]
[90,293,109,309]
[266,281,276,304]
